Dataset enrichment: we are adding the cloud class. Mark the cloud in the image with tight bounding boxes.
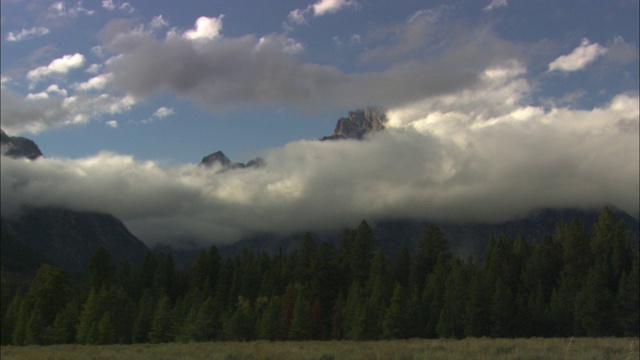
[106,120,118,128]
[103,22,493,112]
[152,106,174,118]
[483,0,508,11]
[150,15,169,30]
[6,27,50,42]
[47,1,94,19]
[2,62,637,246]
[288,0,357,26]
[548,38,608,72]
[26,53,86,83]
[313,0,357,17]
[141,106,175,124]
[0,87,135,134]
[74,73,113,91]
[183,15,224,41]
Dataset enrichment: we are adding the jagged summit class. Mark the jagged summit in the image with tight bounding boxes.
[0,129,43,160]
[199,150,265,170]
[321,107,387,141]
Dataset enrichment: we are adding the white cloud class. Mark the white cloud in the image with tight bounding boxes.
[26,53,86,82]
[548,38,608,72]
[102,0,115,10]
[85,64,103,74]
[102,0,133,13]
[150,15,169,29]
[1,87,136,134]
[74,73,113,91]
[153,106,174,118]
[288,0,357,26]
[483,0,508,11]
[47,1,94,19]
[106,120,118,128]
[142,106,175,124]
[183,15,224,41]
[288,9,309,25]
[313,0,357,16]
[6,27,50,42]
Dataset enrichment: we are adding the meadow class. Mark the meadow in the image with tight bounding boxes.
[1,337,638,360]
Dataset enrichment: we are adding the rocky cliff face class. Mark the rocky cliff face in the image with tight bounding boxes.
[0,129,43,160]
[321,107,387,141]
[199,150,265,170]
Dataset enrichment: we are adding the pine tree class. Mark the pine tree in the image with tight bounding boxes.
[436,259,468,338]
[149,294,176,343]
[574,265,615,336]
[464,268,492,337]
[288,284,312,340]
[614,257,639,336]
[256,296,281,340]
[383,283,409,339]
[350,220,376,285]
[414,225,450,293]
[491,278,515,337]
[88,247,114,290]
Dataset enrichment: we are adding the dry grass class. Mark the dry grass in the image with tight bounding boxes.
[1,338,638,360]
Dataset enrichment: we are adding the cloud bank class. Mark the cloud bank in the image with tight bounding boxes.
[2,61,637,246]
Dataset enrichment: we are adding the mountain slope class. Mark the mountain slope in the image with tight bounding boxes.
[1,207,149,275]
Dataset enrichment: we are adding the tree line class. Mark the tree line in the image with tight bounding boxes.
[1,207,638,345]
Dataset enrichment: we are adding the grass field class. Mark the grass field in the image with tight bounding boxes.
[1,338,638,360]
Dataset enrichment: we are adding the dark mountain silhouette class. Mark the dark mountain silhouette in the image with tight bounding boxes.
[199,150,265,170]
[1,207,149,276]
[0,129,43,160]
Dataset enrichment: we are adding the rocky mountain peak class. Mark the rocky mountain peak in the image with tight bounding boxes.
[0,129,43,160]
[321,107,387,141]
[199,150,265,171]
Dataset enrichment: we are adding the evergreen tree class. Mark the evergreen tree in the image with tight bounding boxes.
[288,284,312,340]
[383,283,409,339]
[88,247,114,290]
[131,289,157,343]
[350,220,376,285]
[149,294,176,343]
[574,265,615,336]
[421,254,450,338]
[22,264,72,344]
[394,245,411,290]
[436,259,469,338]
[614,256,639,336]
[491,278,515,337]
[278,283,296,340]
[464,268,492,337]
[414,225,450,293]
[256,296,281,340]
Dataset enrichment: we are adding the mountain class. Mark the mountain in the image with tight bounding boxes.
[320,107,387,141]
[199,150,265,170]
[1,207,149,276]
[212,207,639,262]
[0,129,43,160]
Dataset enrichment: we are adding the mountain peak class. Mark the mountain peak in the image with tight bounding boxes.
[0,129,43,160]
[199,150,265,171]
[321,107,387,141]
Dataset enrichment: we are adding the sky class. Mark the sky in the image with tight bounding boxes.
[1,0,638,247]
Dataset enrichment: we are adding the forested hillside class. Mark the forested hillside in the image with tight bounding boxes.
[1,207,638,345]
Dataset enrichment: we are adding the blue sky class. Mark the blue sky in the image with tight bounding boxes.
[1,0,638,246]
